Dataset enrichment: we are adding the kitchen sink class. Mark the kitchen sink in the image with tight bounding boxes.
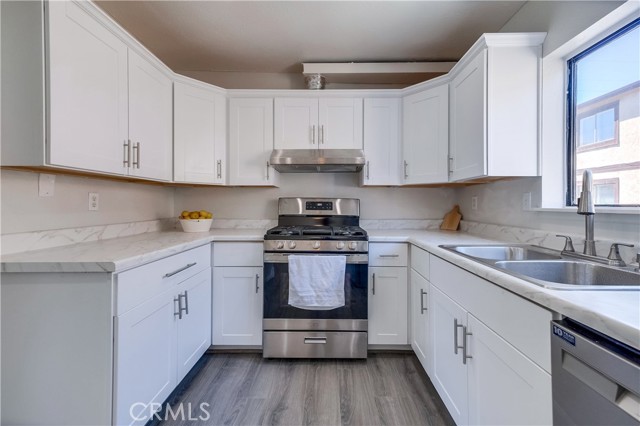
[495,260,640,290]
[439,244,640,290]
[449,245,562,261]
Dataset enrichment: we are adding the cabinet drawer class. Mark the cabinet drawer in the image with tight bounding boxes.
[430,255,552,373]
[410,246,430,279]
[116,245,211,315]
[369,243,408,267]
[213,242,263,267]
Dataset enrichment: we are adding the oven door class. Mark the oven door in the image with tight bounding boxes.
[263,252,368,330]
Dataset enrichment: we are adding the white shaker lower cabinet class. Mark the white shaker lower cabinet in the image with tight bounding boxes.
[114,247,212,426]
[410,245,432,376]
[429,255,553,426]
[368,243,408,345]
[212,242,264,346]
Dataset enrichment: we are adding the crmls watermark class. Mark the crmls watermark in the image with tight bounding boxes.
[130,402,211,422]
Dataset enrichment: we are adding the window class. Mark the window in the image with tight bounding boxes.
[567,18,640,207]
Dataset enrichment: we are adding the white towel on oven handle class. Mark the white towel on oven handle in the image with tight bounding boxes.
[288,255,346,310]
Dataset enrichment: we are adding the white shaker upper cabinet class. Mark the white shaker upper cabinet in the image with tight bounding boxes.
[274,98,319,149]
[228,98,278,186]
[449,34,545,181]
[361,98,401,186]
[274,97,363,150]
[127,49,173,181]
[318,98,363,149]
[402,83,449,184]
[174,79,226,184]
[47,0,128,175]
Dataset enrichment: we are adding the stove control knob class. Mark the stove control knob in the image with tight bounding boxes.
[336,241,345,250]
[348,242,358,251]
[312,241,321,250]
[288,241,297,249]
[276,241,284,249]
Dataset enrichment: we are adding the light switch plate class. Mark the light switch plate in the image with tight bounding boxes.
[471,196,478,210]
[38,174,55,197]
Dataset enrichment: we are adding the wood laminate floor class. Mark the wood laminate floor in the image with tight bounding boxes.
[160,353,455,426]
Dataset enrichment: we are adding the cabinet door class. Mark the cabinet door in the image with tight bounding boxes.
[467,315,552,426]
[450,50,487,181]
[430,285,468,425]
[174,81,226,184]
[319,98,363,149]
[114,291,177,426]
[410,269,430,374]
[127,49,173,181]
[402,84,449,184]
[229,98,277,186]
[361,98,401,186]
[274,98,318,149]
[368,267,408,345]
[176,269,212,381]
[47,1,128,175]
[212,267,263,345]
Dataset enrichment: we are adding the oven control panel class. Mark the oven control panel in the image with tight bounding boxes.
[264,240,368,253]
[305,201,333,211]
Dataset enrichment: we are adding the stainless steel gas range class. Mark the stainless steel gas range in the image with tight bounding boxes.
[262,198,368,359]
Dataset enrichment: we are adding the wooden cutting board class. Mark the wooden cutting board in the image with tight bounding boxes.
[440,205,462,231]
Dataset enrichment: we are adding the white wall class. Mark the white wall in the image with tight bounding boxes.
[174,173,455,220]
[0,170,175,234]
[456,178,639,244]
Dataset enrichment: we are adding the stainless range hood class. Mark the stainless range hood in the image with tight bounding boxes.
[270,149,366,173]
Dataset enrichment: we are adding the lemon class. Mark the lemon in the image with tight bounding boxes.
[189,212,200,219]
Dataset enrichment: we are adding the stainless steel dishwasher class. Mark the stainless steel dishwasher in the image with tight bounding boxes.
[551,319,640,425]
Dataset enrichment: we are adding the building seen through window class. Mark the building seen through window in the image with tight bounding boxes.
[568,19,639,206]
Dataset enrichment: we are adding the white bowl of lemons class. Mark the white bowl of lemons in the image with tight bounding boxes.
[179,210,213,233]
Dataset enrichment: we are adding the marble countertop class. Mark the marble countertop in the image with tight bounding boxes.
[2,227,638,350]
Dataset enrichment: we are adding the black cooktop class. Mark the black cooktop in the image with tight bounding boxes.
[264,225,368,241]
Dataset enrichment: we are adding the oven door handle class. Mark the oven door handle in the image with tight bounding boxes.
[263,253,368,264]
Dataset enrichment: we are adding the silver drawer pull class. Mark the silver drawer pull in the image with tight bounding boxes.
[174,296,182,319]
[420,289,427,314]
[379,254,400,258]
[304,337,327,344]
[163,262,197,278]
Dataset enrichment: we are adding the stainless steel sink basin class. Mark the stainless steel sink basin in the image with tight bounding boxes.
[450,245,562,261]
[439,244,640,290]
[494,260,640,290]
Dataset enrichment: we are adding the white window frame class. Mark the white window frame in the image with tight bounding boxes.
[539,0,640,214]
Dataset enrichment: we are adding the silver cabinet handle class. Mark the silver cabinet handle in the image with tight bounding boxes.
[379,254,399,258]
[174,295,183,319]
[182,290,189,316]
[304,337,327,344]
[448,157,454,175]
[133,142,141,169]
[123,140,131,167]
[372,273,376,295]
[404,160,408,179]
[217,160,222,179]
[163,262,197,278]
[266,161,270,181]
[454,318,464,355]
[366,161,370,180]
[255,274,260,294]
[462,326,472,364]
[311,125,316,144]
[420,289,427,314]
[320,125,325,144]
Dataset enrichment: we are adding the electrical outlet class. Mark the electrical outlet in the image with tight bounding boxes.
[38,174,55,197]
[471,196,478,210]
[88,192,99,211]
[522,192,532,211]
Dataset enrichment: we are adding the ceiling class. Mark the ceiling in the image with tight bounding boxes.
[96,1,527,88]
